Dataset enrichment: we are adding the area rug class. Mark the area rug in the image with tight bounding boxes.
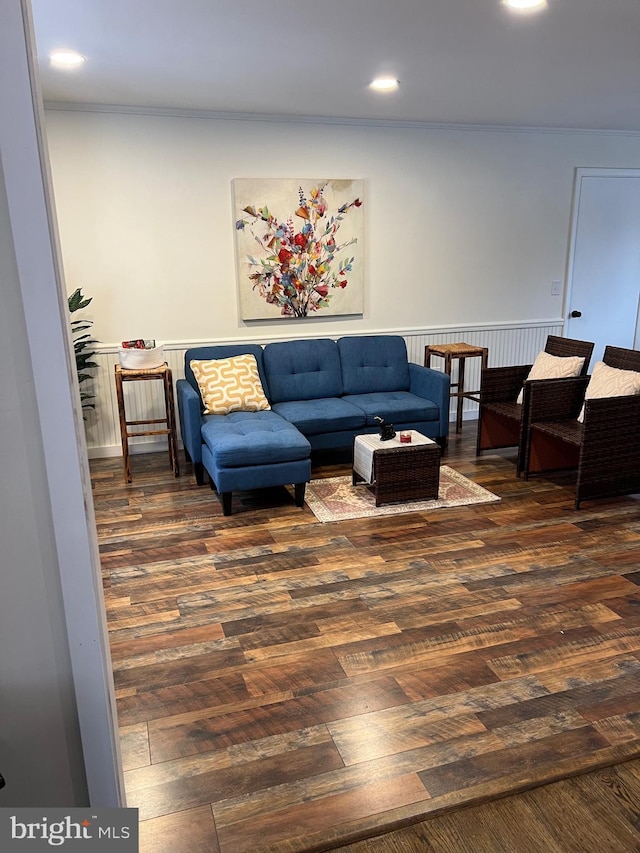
[305,466,500,522]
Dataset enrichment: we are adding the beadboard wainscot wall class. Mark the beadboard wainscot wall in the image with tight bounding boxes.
[41,106,640,457]
[85,322,561,457]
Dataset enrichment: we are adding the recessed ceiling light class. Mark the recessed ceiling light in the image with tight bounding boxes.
[49,49,86,68]
[503,0,547,10]
[370,77,399,92]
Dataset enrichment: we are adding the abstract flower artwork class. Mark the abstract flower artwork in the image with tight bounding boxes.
[233,178,364,319]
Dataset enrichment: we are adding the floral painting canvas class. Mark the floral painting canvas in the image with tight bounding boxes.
[233,178,364,320]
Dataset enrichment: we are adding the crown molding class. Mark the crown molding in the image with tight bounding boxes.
[42,101,640,137]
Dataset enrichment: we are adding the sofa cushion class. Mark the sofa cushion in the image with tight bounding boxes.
[271,397,366,435]
[263,338,343,402]
[343,391,440,426]
[338,335,411,394]
[190,354,270,415]
[201,411,310,467]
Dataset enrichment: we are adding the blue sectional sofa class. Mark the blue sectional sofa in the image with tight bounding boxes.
[177,335,450,514]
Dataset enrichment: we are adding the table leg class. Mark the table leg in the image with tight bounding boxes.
[456,356,466,433]
[163,369,180,477]
[442,351,453,432]
[115,370,132,484]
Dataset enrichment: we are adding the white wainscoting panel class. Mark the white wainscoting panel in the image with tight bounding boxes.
[84,322,562,458]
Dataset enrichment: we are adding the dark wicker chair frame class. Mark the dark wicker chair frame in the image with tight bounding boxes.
[522,345,640,509]
[476,335,594,474]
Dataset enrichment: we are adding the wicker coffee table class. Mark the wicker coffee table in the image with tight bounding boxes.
[352,431,441,507]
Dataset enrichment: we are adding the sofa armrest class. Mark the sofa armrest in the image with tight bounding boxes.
[408,363,451,441]
[176,378,203,464]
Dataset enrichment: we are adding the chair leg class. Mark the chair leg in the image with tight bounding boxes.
[221,492,233,515]
[515,429,527,478]
[194,461,205,486]
[475,412,483,456]
[294,482,306,508]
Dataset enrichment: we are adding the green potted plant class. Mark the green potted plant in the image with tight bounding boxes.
[68,287,98,413]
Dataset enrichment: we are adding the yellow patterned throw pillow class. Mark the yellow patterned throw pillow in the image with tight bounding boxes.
[190,355,270,415]
[577,360,640,422]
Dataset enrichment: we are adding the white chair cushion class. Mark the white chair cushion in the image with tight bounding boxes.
[516,351,585,404]
[577,360,640,422]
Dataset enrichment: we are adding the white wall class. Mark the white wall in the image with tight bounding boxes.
[44,108,640,347]
[0,0,122,806]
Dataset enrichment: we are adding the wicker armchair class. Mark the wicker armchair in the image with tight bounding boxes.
[476,335,594,472]
[522,345,640,509]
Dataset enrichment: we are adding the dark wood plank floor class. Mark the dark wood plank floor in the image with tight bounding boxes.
[90,424,640,853]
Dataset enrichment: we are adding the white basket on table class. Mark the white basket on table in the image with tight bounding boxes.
[118,345,165,370]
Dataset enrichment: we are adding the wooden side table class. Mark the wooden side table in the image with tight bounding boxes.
[352,431,440,507]
[424,342,489,434]
[114,362,180,483]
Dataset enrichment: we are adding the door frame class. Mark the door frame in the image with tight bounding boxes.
[1,0,124,805]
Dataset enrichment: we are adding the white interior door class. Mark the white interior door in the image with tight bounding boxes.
[565,169,640,365]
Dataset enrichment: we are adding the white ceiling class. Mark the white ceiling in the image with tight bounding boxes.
[29,0,640,131]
